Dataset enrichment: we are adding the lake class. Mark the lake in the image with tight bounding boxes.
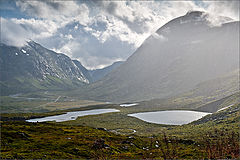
[27,109,120,122]
[128,110,211,125]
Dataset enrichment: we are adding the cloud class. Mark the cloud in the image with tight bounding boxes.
[1,17,29,46]
[1,17,60,46]
[16,1,82,19]
[51,32,132,70]
[205,0,239,20]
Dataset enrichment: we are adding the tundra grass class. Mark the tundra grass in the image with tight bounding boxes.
[1,105,239,159]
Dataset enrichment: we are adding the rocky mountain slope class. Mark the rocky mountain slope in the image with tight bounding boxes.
[0,41,90,95]
[0,41,124,96]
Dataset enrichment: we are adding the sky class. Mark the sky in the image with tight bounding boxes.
[0,0,239,69]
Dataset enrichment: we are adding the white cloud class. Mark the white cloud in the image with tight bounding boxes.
[12,18,59,38]
[205,1,239,20]
[51,35,130,70]
[1,17,61,46]
[1,17,29,46]
[52,40,82,58]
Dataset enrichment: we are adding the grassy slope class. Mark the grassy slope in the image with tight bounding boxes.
[1,121,148,159]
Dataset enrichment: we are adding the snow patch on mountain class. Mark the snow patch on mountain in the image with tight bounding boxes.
[21,49,26,53]
[120,103,139,107]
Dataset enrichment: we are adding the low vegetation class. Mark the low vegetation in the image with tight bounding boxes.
[1,102,239,159]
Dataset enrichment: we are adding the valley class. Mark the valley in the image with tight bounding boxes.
[1,59,239,159]
[1,89,239,136]
[0,5,239,159]
[1,96,239,159]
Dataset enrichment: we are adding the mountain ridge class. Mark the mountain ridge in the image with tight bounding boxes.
[74,12,239,102]
[0,41,122,95]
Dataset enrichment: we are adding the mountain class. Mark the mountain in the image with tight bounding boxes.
[88,61,124,82]
[0,41,90,95]
[0,41,126,96]
[72,60,92,82]
[75,11,239,103]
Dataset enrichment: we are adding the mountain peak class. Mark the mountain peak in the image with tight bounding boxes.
[184,10,234,26]
[26,40,43,49]
[182,10,208,23]
[156,11,234,35]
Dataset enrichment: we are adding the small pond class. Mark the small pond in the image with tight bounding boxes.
[128,110,211,125]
